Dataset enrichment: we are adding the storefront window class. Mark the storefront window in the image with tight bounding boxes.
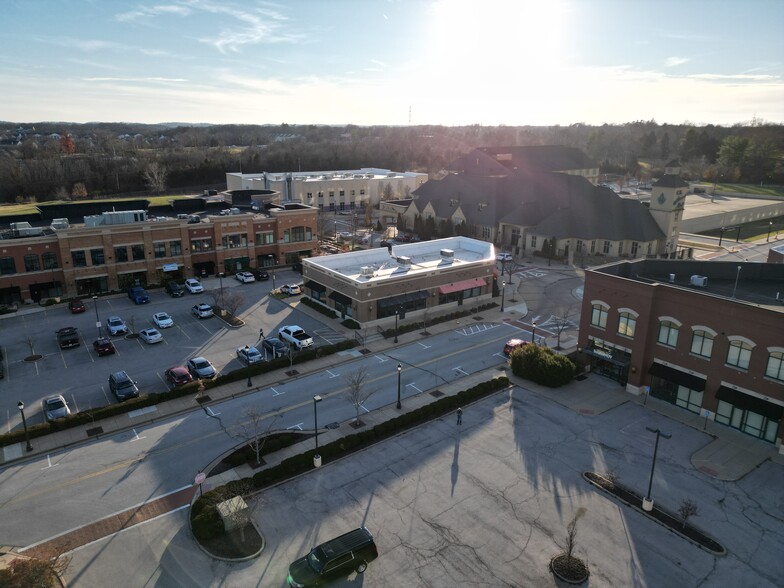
[24,254,40,272]
[131,244,145,261]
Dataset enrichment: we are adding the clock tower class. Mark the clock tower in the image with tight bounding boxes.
[649,173,688,257]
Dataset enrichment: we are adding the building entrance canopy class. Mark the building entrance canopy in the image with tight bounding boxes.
[717,386,783,420]
[438,278,486,294]
[648,362,706,391]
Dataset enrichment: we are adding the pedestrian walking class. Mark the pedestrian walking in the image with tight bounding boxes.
[456,408,463,425]
[259,328,264,340]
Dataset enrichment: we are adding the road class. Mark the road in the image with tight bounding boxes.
[0,321,529,548]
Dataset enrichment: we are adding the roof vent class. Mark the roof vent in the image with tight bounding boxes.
[689,275,708,287]
[396,256,412,266]
[360,266,374,277]
[440,249,454,259]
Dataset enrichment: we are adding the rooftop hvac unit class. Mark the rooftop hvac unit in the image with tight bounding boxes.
[396,256,412,266]
[440,249,455,259]
[360,266,374,277]
[690,275,708,287]
[51,218,70,230]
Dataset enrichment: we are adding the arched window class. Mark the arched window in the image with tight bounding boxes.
[657,320,679,347]
[765,350,784,382]
[726,339,754,370]
[617,308,638,338]
[590,302,608,328]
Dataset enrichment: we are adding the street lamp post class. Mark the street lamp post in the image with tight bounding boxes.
[394,308,400,343]
[313,395,323,467]
[245,345,253,388]
[397,363,402,409]
[218,271,225,308]
[768,221,773,242]
[732,265,742,299]
[92,295,102,338]
[500,280,506,312]
[17,401,32,452]
[643,426,672,511]
[531,320,537,344]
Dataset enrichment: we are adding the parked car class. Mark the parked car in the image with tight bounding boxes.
[261,337,288,359]
[187,356,216,379]
[153,312,174,329]
[108,370,139,401]
[503,338,529,356]
[42,394,71,422]
[191,303,213,319]
[185,278,204,294]
[253,269,270,281]
[56,327,80,349]
[164,366,193,388]
[496,252,513,262]
[139,328,163,344]
[93,338,116,356]
[106,316,128,336]
[278,325,313,349]
[165,281,185,297]
[287,527,378,588]
[235,271,256,283]
[280,284,301,296]
[127,285,150,304]
[68,299,86,313]
[236,345,262,364]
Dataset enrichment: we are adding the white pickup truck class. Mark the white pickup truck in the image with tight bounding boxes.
[278,325,314,350]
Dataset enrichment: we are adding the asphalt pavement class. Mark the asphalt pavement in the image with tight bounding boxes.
[2,259,783,587]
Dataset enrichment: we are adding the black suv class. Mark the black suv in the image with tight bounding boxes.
[108,371,139,401]
[166,281,185,297]
[287,527,378,587]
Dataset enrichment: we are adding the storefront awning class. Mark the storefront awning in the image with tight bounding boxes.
[378,290,429,309]
[305,280,326,293]
[648,362,706,391]
[438,278,486,295]
[716,386,784,420]
[328,291,353,305]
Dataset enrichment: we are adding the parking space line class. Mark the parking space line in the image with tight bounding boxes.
[40,455,58,470]
[375,355,387,363]
[287,423,303,431]
[100,386,111,405]
[417,342,431,349]
[271,387,285,396]
[205,407,221,417]
[326,369,340,378]
[453,367,469,376]
[359,403,370,414]
[407,383,422,394]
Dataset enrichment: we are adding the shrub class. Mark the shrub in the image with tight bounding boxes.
[341,318,360,329]
[510,344,576,387]
[191,506,224,541]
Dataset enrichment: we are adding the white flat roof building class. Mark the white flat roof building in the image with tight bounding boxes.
[226,168,428,208]
[302,237,496,326]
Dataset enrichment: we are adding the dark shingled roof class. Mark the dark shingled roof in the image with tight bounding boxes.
[413,169,664,242]
[477,145,597,174]
[445,150,511,177]
[653,174,689,188]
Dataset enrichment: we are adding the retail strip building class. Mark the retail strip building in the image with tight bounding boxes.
[578,259,784,449]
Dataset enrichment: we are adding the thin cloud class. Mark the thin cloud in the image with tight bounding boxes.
[690,73,779,81]
[116,4,192,22]
[83,76,188,83]
[664,56,689,67]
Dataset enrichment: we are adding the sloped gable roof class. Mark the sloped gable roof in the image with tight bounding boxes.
[478,145,598,173]
[445,150,512,177]
[653,174,689,188]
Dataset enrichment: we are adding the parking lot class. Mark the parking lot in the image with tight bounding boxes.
[0,271,346,430]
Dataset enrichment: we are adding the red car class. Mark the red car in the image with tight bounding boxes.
[68,299,86,313]
[503,338,529,356]
[93,338,116,356]
[165,366,193,388]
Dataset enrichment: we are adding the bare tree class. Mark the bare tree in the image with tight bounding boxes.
[71,182,88,199]
[343,366,374,426]
[0,553,71,586]
[564,507,587,566]
[551,306,576,350]
[25,336,35,356]
[142,161,168,193]
[127,315,136,334]
[221,289,245,316]
[678,499,699,530]
[232,409,281,466]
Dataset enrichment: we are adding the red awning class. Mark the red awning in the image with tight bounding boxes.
[438,278,486,295]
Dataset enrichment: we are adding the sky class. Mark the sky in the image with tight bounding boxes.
[2,0,783,127]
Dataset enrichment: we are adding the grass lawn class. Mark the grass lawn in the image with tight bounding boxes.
[700,215,784,242]
[0,194,198,217]
[715,183,784,198]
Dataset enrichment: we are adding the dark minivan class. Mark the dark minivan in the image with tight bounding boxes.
[287,527,378,587]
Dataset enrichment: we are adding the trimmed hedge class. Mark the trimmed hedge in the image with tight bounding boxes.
[510,344,576,387]
[0,341,358,448]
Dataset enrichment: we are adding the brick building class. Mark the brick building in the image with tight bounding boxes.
[578,259,784,449]
[0,203,318,304]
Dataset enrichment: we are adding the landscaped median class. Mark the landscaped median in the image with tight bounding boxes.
[190,375,511,559]
[0,340,359,449]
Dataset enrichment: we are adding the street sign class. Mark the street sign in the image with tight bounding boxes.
[194,472,206,485]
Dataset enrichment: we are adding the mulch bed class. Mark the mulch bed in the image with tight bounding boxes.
[550,553,589,584]
[199,524,263,559]
[584,472,725,554]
